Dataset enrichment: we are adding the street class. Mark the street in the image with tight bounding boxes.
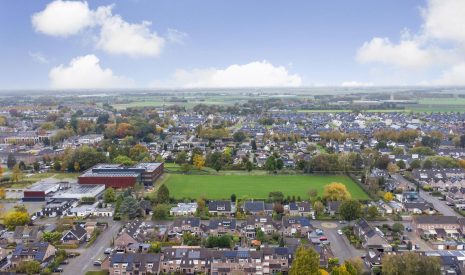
[392,174,461,217]
[64,220,122,274]
[313,221,364,262]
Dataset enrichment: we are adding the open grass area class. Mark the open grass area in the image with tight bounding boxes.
[163,174,369,200]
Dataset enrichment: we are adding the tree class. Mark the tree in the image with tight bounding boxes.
[4,210,30,230]
[392,222,404,233]
[245,159,253,172]
[313,201,324,216]
[367,205,378,219]
[289,246,320,275]
[193,154,205,170]
[33,161,40,172]
[276,158,284,170]
[410,159,421,169]
[113,155,135,166]
[396,160,406,169]
[231,194,236,202]
[152,204,169,220]
[120,196,140,219]
[383,192,394,202]
[308,188,318,200]
[175,151,188,164]
[148,241,162,253]
[43,231,62,243]
[268,191,284,203]
[0,187,5,199]
[7,153,16,169]
[323,183,351,201]
[180,163,192,173]
[387,163,399,174]
[0,165,3,178]
[382,252,440,275]
[104,187,116,203]
[11,164,23,183]
[233,131,247,142]
[208,152,224,172]
[156,184,170,204]
[339,200,361,221]
[16,260,41,275]
[265,156,277,173]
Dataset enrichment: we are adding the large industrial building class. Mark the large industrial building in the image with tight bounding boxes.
[78,162,164,188]
[23,180,67,202]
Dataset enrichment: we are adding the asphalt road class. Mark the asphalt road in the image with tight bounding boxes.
[392,174,460,217]
[313,221,364,262]
[64,220,122,274]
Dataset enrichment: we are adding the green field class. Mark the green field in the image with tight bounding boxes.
[163,174,369,200]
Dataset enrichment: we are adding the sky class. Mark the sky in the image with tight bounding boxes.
[0,0,465,89]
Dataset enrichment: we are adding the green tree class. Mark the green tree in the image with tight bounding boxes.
[156,184,170,203]
[7,153,16,169]
[367,205,378,219]
[43,231,62,243]
[339,200,361,221]
[276,158,284,170]
[175,151,188,164]
[152,204,169,220]
[289,246,320,275]
[120,196,140,219]
[233,131,247,142]
[382,252,440,275]
[11,164,23,183]
[313,201,324,216]
[113,155,135,166]
[16,260,41,274]
[104,187,116,203]
[265,156,277,172]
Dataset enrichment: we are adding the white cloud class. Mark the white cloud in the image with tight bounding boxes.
[166,28,188,44]
[49,54,133,89]
[356,0,465,84]
[433,63,465,86]
[169,61,302,88]
[97,15,164,57]
[32,1,169,57]
[31,0,94,37]
[356,37,433,68]
[422,0,465,43]
[28,51,50,64]
[341,81,373,87]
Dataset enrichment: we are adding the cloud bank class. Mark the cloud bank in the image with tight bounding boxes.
[168,61,302,88]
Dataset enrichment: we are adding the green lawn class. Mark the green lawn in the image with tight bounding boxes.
[163,174,369,200]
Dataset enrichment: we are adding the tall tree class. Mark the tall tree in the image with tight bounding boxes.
[7,153,16,169]
[323,183,351,201]
[120,196,140,219]
[289,246,320,275]
[103,187,116,203]
[156,184,170,203]
[382,252,440,275]
[339,200,361,221]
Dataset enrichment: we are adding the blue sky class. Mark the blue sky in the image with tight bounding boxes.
[1,0,464,89]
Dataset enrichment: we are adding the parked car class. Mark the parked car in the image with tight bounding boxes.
[337,229,343,235]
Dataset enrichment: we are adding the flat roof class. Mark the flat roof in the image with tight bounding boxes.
[27,182,59,192]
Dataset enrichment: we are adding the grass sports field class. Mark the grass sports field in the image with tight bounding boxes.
[162,174,369,200]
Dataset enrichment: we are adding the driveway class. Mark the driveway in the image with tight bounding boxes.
[64,220,122,274]
[313,221,364,262]
[392,174,460,217]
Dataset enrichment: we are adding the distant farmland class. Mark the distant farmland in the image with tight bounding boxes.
[163,174,369,200]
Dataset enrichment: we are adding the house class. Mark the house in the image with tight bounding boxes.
[354,219,392,251]
[326,201,341,216]
[208,200,235,216]
[411,216,461,237]
[10,242,56,269]
[13,226,42,244]
[282,217,312,237]
[287,202,314,217]
[243,215,278,239]
[170,218,202,236]
[243,200,273,215]
[114,232,138,252]
[403,201,436,215]
[61,225,87,244]
[107,253,160,275]
[170,203,197,216]
[208,218,237,236]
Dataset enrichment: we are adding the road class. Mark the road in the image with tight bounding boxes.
[392,174,460,217]
[313,221,364,262]
[64,220,122,274]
